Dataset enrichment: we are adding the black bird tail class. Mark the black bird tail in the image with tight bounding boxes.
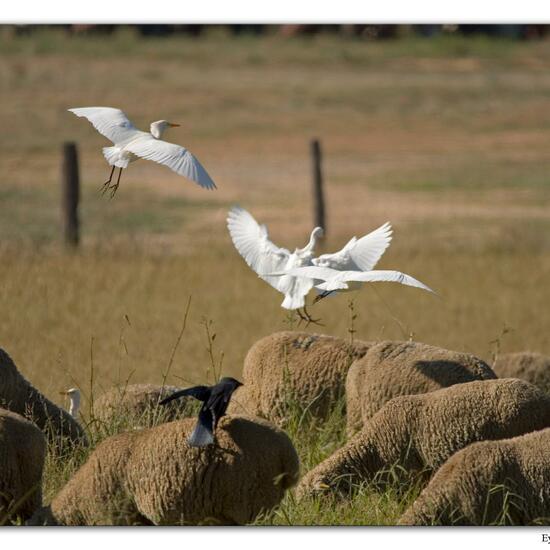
[187,408,214,447]
[188,422,215,447]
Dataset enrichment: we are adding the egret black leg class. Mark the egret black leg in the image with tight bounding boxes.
[302,304,323,327]
[109,168,123,199]
[296,308,307,326]
[100,166,116,195]
[313,291,334,304]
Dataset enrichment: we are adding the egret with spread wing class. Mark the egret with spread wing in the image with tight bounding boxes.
[68,107,217,197]
[227,206,323,324]
[277,266,434,302]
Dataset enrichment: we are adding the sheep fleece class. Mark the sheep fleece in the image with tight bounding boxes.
[31,416,299,525]
[297,378,550,499]
[0,348,86,444]
[93,383,186,424]
[227,331,372,422]
[399,427,550,525]
[493,352,550,393]
[346,341,497,435]
[0,408,46,521]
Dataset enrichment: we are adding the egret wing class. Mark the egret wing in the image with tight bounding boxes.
[314,222,392,271]
[349,222,393,271]
[340,270,434,293]
[68,107,139,144]
[125,136,216,190]
[227,207,291,292]
[279,265,341,281]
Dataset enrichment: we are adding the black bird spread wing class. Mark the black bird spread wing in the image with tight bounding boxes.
[159,385,210,406]
[187,406,215,447]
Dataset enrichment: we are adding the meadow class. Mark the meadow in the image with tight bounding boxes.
[1,26,550,524]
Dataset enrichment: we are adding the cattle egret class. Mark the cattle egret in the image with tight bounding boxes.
[68,107,217,197]
[278,266,434,302]
[227,206,323,324]
[60,388,81,418]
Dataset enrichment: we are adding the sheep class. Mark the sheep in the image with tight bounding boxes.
[399,427,550,525]
[0,408,47,523]
[493,352,550,393]
[345,341,497,436]
[0,348,87,446]
[296,378,550,500]
[92,383,193,429]
[30,415,300,526]
[226,331,372,424]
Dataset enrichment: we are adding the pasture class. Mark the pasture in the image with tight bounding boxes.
[1,26,550,524]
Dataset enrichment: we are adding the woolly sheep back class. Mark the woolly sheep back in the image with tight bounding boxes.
[399,427,550,525]
[493,352,550,393]
[31,415,299,526]
[227,331,372,423]
[346,341,497,435]
[0,408,46,522]
[0,348,87,445]
[92,383,191,427]
[297,378,550,500]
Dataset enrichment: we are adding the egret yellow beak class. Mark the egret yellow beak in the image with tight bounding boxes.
[168,122,180,128]
[59,391,68,396]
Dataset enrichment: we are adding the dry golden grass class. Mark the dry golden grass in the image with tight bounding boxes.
[0,26,549,416]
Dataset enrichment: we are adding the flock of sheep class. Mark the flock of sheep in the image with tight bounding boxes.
[1,332,550,525]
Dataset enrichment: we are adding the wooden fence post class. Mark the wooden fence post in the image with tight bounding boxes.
[62,142,80,248]
[311,138,326,237]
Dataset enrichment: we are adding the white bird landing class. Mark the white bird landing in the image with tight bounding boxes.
[227,206,324,324]
[276,266,434,302]
[68,107,217,198]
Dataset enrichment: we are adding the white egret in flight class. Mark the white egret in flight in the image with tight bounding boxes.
[227,206,324,324]
[68,107,217,197]
[278,265,434,302]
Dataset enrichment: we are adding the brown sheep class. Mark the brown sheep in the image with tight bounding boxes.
[399,427,550,525]
[0,348,87,445]
[346,341,497,436]
[92,383,193,429]
[227,331,372,424]
[493,352,550,393]
[0,408,47,523]
[297,378,550,500]
[30,415,300,525]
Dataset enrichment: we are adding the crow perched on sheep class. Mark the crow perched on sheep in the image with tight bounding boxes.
[160,377,243,447]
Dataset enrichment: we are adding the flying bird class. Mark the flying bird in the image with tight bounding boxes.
[267,221,434,309]
[68,106,217,198]
[278,266,434,302]
[160,377,243,447]
[227,206,324,324]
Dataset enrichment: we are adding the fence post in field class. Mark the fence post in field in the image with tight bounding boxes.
[310,138,326,239]
[62,142,80,248]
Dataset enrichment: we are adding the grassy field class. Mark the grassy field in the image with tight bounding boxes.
[1,26,550,525]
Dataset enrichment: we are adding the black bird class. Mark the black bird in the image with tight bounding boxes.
[160,377,243,447]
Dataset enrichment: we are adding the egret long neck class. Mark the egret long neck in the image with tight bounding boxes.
[300,229,320,254]
[69,394,80,417]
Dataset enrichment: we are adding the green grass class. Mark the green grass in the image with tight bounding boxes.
[30,388,420,526]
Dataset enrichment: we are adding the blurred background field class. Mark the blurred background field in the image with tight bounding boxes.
[1,24,549,412]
